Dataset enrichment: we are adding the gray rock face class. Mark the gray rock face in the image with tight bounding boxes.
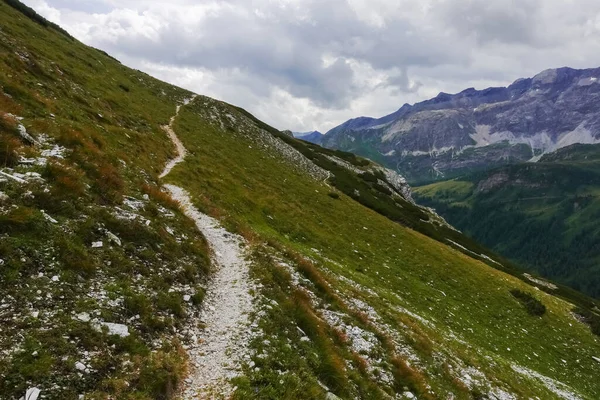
[322,67,600,183]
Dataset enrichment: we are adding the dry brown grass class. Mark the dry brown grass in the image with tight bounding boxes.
[0,133,22,167]
[391,356,435,400]
[291,289,349,395]
[142,183,180,210]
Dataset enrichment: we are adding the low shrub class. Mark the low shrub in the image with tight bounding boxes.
[572,307,600,336]
[0,133,21,167]
[136,342,187,399]
[510,289,546,316]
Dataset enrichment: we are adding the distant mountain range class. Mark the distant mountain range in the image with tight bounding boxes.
[322,67,600,184]
[293,130,323,144]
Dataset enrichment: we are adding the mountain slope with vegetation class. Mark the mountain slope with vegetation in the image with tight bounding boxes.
[2,1,600,399]
[414,143,600,299]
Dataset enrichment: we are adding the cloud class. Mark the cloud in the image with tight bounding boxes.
[435,0,541,45]
[21,0,600,132]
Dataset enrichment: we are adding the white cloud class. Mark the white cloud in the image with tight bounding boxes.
[21,0,600,132]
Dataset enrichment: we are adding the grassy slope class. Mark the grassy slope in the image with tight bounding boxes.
[0,2,209,399]
[2,2,600,399]
[414,146,600,299]
[163,97,600,399]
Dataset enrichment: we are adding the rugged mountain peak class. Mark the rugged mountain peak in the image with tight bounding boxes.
[532,68,559,85]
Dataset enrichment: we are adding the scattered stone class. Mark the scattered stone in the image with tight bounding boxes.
[93,321,129,337]
[106,231,121,246]
[75,312,91,322]
[183,294,191,302]
[75,361,86,372]
[41,210,58,223]
[326,393,342,400]
[0,170,27,183]
[17,124,37,144]
[91,241,103,248]
[21,387,41,400]
[51,275,59,282]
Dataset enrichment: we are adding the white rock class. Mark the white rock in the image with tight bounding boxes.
[91,241,103,248]
[0,191,7,201]
[593,356,600,363]
[404,392,415,399]
[0,170,26,183]
[31,311,39,318]
[75,361,86,371]
[23,387,41,400]
[183,294,191,302]
[300,336,310,342]
[106,231,121,246]
[41,210,58,224]
[93,321,129,337]
[75,312,91,322]
[51,275,59,282]
[18,124,37,144]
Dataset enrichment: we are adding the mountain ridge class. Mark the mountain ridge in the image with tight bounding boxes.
[322,66,600,184]
[293,130,324,144]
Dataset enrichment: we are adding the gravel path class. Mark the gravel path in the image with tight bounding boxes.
[160,98,255,399]
[159,102,190,179]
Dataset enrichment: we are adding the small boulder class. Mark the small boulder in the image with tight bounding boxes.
[21,387,41,400]
[106,231,121,246]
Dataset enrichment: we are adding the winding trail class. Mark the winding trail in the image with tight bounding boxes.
[160,97,255,399]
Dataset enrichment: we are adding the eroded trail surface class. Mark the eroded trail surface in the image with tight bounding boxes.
[160,98,255,399]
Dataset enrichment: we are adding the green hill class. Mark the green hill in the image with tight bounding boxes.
[2,1,600,399]
[414,143,600,299]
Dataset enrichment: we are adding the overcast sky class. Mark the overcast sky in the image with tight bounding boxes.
[23,0,600,132]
